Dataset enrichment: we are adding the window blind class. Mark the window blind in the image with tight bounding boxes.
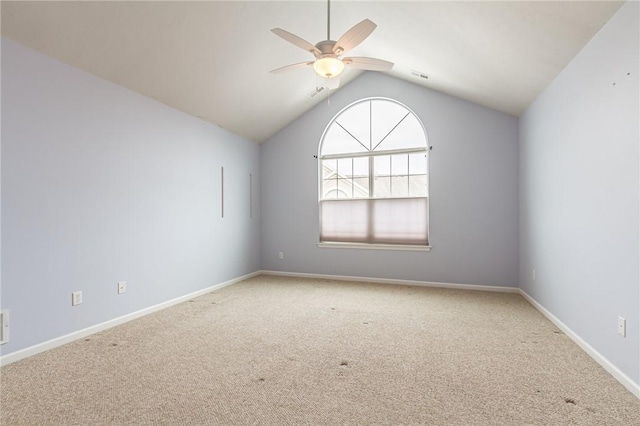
[320,197,429,245]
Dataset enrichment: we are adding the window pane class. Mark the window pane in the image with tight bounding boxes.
[352,156,369,178]
[391,155,409,176]
[353,177,369,198]
[409,153,427,175]
[337,158,353,178]
[374,114,427,152]
[374,155,390,176]
[374,176,390,198]
[371,100,410,150]
[322,159,338,178]
[391,176,409,198]
[321,124,368,156]
[322,179,338,199]
[408,175,428,197]
[335,101,371,150]
[337,178,353,198]
[373,155,390,198]
[352,157,370,197]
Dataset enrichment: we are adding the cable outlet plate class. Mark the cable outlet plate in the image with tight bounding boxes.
[0,310,9,344]
[118,281,126,294]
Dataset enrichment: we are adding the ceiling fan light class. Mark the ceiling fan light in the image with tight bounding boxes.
[313,57,345,78]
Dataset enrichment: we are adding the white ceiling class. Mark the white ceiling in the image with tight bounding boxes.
[1,1,624,143]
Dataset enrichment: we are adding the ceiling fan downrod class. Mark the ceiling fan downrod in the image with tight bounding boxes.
[327,0,331,41]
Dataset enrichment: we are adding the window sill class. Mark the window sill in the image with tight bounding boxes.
[317,242,431,252]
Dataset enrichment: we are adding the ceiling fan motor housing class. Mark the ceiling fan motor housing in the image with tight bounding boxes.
[315,40,339,56]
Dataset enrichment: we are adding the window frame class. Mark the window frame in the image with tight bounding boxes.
[317,97,431,251]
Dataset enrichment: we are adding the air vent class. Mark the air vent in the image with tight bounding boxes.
[411,70,429,80]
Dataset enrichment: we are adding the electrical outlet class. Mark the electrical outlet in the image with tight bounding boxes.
[618,316,626,337]
[72,291,83,306]
[278,252,284,260]
[532,269,536,281]
[0,310,9,344]
[117,281,126,294]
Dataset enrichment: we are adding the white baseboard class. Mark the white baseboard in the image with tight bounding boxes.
[4,269,638,400]
[0,271,260,367]
[519,289,640,398]
[258,270,520,293]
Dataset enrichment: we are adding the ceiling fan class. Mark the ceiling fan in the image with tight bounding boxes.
[270,0,393,82]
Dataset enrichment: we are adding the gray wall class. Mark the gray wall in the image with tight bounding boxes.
[261,72,519,287]
[0,38,261,356]
[519,1,639,383]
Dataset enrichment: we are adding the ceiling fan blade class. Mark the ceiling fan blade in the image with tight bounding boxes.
[343,57,394,72]
[270,61,314,74]
[271,28,322,57]
[333,19,377,55]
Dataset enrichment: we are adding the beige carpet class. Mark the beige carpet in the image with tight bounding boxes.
[1,275,639,425]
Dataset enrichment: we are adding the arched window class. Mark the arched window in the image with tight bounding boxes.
[318,98,430,248]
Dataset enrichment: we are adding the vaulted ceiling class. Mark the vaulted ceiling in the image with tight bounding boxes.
[1,1,624,143]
